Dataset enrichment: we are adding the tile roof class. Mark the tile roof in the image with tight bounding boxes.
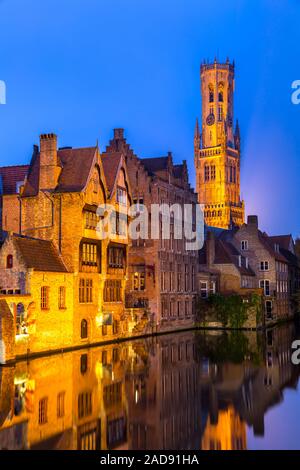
[0,165,29,195]
[258,231,288,263]
[268,235,294,252]
[13,235,68,272]
[199,238,255,276]
[22,147,97,197]
[101,152,122,195]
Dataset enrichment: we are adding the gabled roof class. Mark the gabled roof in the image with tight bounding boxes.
[101,151,123,195]
[22,147,97,197]
[0,165,29,195]
[268,235,294,253]
[199,238,255,276]
[12,235,68,272]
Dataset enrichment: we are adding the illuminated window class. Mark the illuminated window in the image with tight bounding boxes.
[58,286,66,309]
[6,254,13,269]
[84,210,98,230]
[80,242,99,272]
[133,271,145,291]
[39,397,48,425]
[41,286,50,310]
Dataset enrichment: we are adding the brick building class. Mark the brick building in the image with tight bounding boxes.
[0,132,133,360]
[103,129,199,330]
[221,215,292,322]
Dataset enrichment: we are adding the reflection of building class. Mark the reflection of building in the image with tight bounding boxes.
[0,324,299,450]
[201,406,246,450]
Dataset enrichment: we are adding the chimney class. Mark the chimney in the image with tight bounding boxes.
[247,215,258,228]
[206,231,215,267]
[39,133,60,190]
[113,128,124,140]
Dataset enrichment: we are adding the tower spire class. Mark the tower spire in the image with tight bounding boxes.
[194,117,200,150]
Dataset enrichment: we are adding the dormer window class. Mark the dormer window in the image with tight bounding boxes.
[6,255,13,269]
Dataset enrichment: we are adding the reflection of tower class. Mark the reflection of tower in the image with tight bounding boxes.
[201,405,247,450]
[194,58,245,229]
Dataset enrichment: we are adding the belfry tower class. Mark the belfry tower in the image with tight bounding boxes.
[194,58,245,229]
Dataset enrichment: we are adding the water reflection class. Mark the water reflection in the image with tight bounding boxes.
[0,323,299,450]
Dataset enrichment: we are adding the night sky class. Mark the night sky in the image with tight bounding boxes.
[0,0,299,236]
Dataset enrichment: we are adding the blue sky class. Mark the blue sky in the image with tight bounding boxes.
[0,0,299,236]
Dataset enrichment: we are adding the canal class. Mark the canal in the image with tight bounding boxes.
[0,322,299,450]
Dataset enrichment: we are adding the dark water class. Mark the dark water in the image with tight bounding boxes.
[0,323,300,450]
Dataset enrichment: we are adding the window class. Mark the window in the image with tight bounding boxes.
[210,165,216,180]
[79,279,93,303]
[80,354,88,374]
[133,271,145,291]
[200,281,208,299]
[81,319,88,339]
[84,210,98,230]
[191,266,195,291]
[260,261,269,271]
[111,211,127,236]
[218,91,223,102]
[210,281,216,295]
[104,280,122,302]
[241,240,248,251]
[116,186,127,206]
[38,397,48,425]
[80,242,99,272]
[265,301,273,319]
[108,245,125,268]
[209,87,214,103]
[218,106,223,122]
[133,197,144,212]
[260,280,270,296]
[6,254,13,269]
[41,286,50,310]
[58,286,66,309]
[57,392,65,418]
[184,265,189,291]
[78,392,92,419]
[204,165,210,182]
[78,421,100,451]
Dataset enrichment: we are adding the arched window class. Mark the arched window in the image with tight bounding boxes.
[208,85,214,103]
[218,91,223,102]
[81,319,88,339]
[6,255,13,269]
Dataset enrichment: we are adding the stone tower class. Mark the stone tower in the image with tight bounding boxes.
[194,58,245,229]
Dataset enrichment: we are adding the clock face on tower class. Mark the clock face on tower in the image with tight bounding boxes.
[206,113,215,126]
